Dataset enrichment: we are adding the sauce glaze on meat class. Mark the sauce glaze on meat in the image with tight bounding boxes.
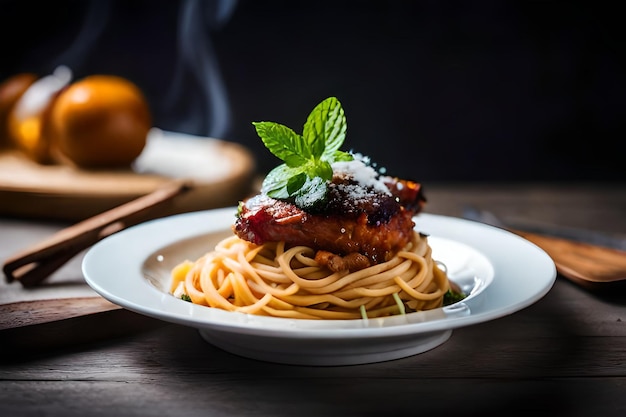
[233,161,426,271]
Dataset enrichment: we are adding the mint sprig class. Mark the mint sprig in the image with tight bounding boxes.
[253,97,353,208]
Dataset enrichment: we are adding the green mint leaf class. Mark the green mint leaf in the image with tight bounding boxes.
[262,164,300,199]
[305,160,333,181]
[252,121,310,166]
[302,97,346,161]
[293,176,328,210]
[333,150,354,162]
[253,97,353,208]
[286,172,307,195]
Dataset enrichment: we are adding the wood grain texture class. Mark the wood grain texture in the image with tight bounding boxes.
[3,180,191,286]
[2,183,626,416]
[0,132,256,221]
[0,297,120,330]
[1,281,625,416]
[0,307,166,358]
[514,230,626,284]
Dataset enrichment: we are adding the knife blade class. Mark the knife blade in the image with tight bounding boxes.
[462,206,626,251]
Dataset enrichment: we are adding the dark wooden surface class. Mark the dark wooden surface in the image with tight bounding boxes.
[2,182,626,417]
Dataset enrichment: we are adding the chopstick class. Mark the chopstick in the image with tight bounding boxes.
[2,179,192,287]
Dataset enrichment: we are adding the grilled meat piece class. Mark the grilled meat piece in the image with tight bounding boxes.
[233,177,425,269]
[314,250,372,272]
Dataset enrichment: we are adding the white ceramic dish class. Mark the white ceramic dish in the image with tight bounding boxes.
[83,209,556,366]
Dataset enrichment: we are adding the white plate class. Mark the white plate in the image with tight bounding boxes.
[83,209,556,366]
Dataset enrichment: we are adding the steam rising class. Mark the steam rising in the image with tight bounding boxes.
[47,0,236,139]
[49,1,111,71]
[165,0,237,139]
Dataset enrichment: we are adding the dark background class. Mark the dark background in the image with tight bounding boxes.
[3,0,625,182]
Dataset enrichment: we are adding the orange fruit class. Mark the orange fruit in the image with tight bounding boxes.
[6,69,69,164]
[51,75,151,168]
[0,73,37,150]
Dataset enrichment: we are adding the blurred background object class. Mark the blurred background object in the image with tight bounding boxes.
[50,73,152,168]
[2,0,624,182]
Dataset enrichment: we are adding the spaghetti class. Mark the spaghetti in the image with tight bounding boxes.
[170,97,457,319]
[170,230,450,320]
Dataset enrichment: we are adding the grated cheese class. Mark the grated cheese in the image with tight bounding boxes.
[331,154,391,196]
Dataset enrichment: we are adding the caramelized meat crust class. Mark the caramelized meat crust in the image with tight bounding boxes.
[233,178,426,268]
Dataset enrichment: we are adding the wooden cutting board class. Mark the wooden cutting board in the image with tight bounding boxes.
[0,129,256,221]
[0,297,167,355]
[0,297,120,330]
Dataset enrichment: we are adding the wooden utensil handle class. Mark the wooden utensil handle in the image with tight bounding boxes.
[512,229,626,285]
[3,179,192,287]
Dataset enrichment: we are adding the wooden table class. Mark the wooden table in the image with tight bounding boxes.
[2,182,626,417]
